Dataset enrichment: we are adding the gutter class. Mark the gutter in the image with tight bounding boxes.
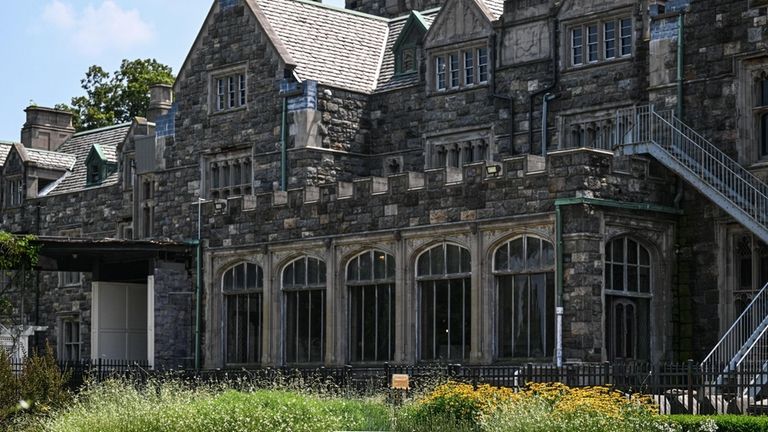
[553,197,681,366]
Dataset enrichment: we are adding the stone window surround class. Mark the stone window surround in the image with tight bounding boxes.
[282,256,327,365]
[137,175,155,239]
[58,229,82,287]
[3,176,23,208]
[222,262,264,365]
[735,57,768,166]
[424,126,495,169]
[208,63,248,114]
[205,150,252,199]
[564,11,634,69]
[429,40,489,93]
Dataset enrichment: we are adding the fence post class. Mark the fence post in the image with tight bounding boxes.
[687,359,694,414]
[527,363,533,386]
[603,362,611,387]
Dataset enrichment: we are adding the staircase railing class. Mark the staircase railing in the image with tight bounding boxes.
[701,282,768,377]
[638,107,768,230]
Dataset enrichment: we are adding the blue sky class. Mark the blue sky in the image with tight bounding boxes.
[0,0,345,141]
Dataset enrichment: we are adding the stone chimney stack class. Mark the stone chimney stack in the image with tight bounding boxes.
[147,84,173,123]
[20,106,76,151]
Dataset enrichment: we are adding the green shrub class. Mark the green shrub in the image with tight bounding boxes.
[0,351,20,422]
[19,346,71,413]
[668,414,768,432]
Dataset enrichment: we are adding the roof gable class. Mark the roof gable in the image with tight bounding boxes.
[424,0,495,49]
[85,144,107,166]
[392,11,429,53]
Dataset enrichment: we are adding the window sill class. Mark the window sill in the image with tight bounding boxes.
[430,82,488,96]
[209,105,248,117]
[565,56,632,72]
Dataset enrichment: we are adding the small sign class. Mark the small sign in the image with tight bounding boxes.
[391,373,410,390]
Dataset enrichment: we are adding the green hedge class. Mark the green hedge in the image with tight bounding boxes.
[668,415,768,432]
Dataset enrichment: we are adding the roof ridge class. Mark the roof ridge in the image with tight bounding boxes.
[0,140,20,145]
[71,122,131,138]
[389,6,441,21]
[285,0,390,22]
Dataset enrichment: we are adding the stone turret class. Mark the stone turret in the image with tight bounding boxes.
[147,84,173,124]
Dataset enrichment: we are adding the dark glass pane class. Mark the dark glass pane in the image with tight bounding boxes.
[636,299,650,361]
[627,239,638,265]
[495,243,509,272]
[378,284,394,361]
[449,279,465,360]
[386,254,396,279]
[309,290,324,363]
[431,245,445,275]
[363,285,376,361]
[308,257,318,285]
[359,251,372,281]
[612,264,624,291]
[237,295,248,363]
[234,263,245,290]
[605,241,612,263]
[295,258,306,286]
[246,263,257,290]
[461,248,471,273]
[625,303,635,359]
[740,256,753,290]
[286,292,297,362]
[447,244,461,274]
[546,273,555,358]
[347,256,358,282]
[350,287,363,362]
[612,239,624,262]
[434,280,450,359]
[421,281,435,360]
[527,237,542,269]
[248,294,261,363]
[639,267,650,293]
[542,241,555,267]
[224,269,234,291]
[509,238,524,272]
[226,296,238,363]
[513,275,529,357]
[762,80,768,106]
[627,265,638,292]
[498,275,514,357]
[297,291,310,362]
[417,251,430,276]
[762,114,768,156]
[283,263,294,286]
[374,251,386,280]
[464,280,472,360]
[319,260,326,283]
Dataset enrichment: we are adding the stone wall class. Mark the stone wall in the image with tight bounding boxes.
[153,262,195,368]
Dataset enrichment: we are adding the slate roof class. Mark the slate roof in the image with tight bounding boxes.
[25,148,77,171]
[376,9,439,93]
[0,142,13,167]
[478,0,503,19]
[46,123,130,195]
[257,0,390,94]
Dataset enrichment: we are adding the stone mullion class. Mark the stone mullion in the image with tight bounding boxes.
[261,251,274,365]
[325,244,337,366]
[470,229,483,363]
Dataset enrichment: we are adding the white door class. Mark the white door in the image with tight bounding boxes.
[92,282,148,361]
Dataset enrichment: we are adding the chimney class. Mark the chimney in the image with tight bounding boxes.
[147,84,173,123]
[20,106,75,151]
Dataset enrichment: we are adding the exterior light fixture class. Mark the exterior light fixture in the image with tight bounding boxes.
[485,165,500,177]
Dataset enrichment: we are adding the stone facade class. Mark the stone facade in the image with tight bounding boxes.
[2,0,768,368]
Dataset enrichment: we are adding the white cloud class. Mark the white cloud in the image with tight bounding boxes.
[41,0,154,56]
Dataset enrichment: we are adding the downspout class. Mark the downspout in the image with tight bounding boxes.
[194,199,203,370]
[490,32,515,154]
[541,93,556,156]
[280,97,288,192]
[673,12,685,209]
[553,197,682,366]
[528,18,560,154]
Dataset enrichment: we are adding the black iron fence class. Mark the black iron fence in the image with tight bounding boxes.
[9,358,768,415]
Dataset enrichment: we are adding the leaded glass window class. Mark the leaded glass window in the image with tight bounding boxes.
[347,250,395,363]
[283,256,326,364]
[223,262,263,364]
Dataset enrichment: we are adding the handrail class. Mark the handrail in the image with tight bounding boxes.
[701,282,768,372]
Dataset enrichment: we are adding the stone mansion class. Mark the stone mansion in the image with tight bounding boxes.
[1,0,768,370]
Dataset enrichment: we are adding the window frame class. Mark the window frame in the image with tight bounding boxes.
[395,46,418,75]
[756,77,768,158]
[4,176,23,208]
[493,235,556,360]
[282,256,327,365]
[416,242,472,362]
[59,316,82,362]
[210,67,247,114]
[207,156,252,199]
[346,250,396,364]
[222,262,264,365]
[431,44,490,93]
[567,16,633,68]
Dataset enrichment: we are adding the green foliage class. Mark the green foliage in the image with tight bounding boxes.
[57,59,174,132]
[0,232,38,272]
[0,352,20,423]
[668,414,768,432]
[19,345,71,413]
[37,380,389,432]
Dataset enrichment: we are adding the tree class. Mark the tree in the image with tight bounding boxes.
[0,232,39,357]
[57,59,174,132]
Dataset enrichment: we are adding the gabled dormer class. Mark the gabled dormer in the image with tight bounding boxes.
[85,144,117,187]
[392,11,430,76]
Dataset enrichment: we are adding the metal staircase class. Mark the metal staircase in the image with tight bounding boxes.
[607,105,768,412]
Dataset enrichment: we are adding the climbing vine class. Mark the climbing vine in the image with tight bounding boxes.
[0,232,39,272]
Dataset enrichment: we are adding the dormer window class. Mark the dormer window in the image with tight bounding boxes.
[85,144,117,186]
[397,48,417,75]
[392,11,428,76]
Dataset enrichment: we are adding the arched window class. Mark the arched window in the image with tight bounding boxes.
[494,235,555,359]
[347,250,395,363]
[283,256,326,364]
[604,237,651,361]
[222,262,263,364]
[417,243,471,361]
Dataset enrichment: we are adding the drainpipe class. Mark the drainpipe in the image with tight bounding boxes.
[673,12,685,208]
[280,97,288,192]
[489,32,515,154]
[194,198,203,370]
[541,93,556,157]
[528,18,560,154]
[553,197,682,366]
